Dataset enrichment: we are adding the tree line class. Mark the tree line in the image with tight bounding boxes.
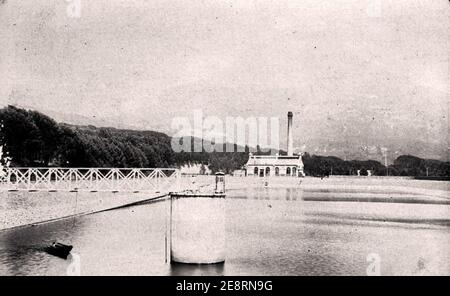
[0,106,448,178]
[0,105,250,171]
[302,153,449,178]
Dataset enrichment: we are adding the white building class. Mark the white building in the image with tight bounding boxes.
[179,163,211,175]
[244,112,305,177]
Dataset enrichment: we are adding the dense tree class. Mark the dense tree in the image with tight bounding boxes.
[0,106,58,166]
[391,155,450,177]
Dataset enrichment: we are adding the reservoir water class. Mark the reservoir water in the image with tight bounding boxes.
[0,186,449,275]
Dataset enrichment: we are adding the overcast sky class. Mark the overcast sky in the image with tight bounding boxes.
[0,0,448,160]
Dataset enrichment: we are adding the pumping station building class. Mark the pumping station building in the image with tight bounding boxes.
[244,112,305,177]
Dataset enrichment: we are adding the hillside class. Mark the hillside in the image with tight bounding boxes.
[0,106,448,177]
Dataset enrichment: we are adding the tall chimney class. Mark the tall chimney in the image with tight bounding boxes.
[287,111,293,156]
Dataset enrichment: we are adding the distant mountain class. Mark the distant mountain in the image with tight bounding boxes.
[6,102,448,164]
[298,138,449,165]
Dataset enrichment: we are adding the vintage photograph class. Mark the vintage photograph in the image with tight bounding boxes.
[0,0,449,277]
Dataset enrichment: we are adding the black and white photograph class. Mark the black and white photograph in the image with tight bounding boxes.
[0,0,449,280]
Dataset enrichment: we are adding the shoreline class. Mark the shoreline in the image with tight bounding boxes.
[1,176,448,231]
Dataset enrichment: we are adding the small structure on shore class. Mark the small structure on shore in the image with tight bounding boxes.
[169,172,226,264]
[244,112,305,177]
[214,172,225,194]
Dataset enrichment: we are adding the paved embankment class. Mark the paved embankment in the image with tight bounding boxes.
[0,177,211,230]
[0,190,169,230]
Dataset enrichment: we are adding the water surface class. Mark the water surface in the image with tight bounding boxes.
[0,187,449,275]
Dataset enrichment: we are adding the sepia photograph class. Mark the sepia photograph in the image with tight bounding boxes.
[0,0,449,282]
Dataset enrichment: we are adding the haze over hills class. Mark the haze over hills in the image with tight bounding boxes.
[6,103,448,164]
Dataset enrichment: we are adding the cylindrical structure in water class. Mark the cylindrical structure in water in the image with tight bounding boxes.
[170,193,226,264]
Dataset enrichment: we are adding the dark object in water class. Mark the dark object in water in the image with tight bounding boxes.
[44,242,73,259]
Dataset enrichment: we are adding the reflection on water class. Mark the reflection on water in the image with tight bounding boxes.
[229,186,450,205]
[0,187,449,275]
[230,187,301,201]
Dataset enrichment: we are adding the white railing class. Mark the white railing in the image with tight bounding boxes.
[0,167,180,193]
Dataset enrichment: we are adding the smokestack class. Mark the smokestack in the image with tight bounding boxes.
[287,111,293,156]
